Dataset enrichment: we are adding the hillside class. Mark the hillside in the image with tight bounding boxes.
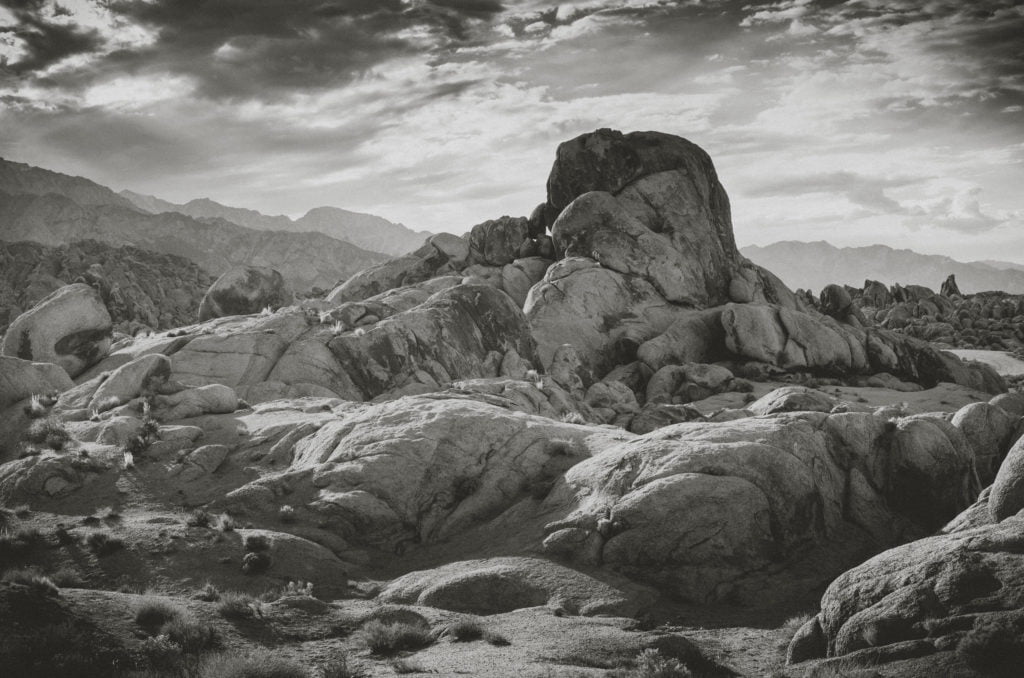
[0,159,391,291]
[121,191,429,256]
[0,239,212,333]
[742,240,1024,295]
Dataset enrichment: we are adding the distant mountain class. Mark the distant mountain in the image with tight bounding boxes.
[121,191,429,256]
[0,158,136,209]
[0,158,390,290]
[742,241,1024,295]
[977,260,1024,273]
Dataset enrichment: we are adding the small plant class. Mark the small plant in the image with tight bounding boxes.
[216,514,238,532]
[320,653,369,678]
[283,579,315,597]
[161,616,220,655]
[139,635,184,673]
[332,320,345,335]
[2,568,60,596]
[101,506,121,521]
[23,393,49,418]
[194,581,221,602]
[242,550,271,575]
[186,509,212,528]
[217,591,262,620]
[558,412,587,425]
[200,649,307,678]
[352,326,366,337]
[24,418,72,450]
[607,649,692,678]
[243,534,270,552]
[357,620,434,656]
[135,597,185,630]
[279,504,297,523]
[483,629,510,646]
[261,305,274,316]
[96,395,122,412]
[50,566,84,587]
[123,450,135,468]
[389,658,426,674]
[444,617,483,642]
[84,530,124,556]
[547,438,579,456]
[0,526,44,561]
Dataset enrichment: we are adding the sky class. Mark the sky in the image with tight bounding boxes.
[1,0,1022,262]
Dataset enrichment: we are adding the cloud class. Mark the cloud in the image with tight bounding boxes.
[746,172,921,214]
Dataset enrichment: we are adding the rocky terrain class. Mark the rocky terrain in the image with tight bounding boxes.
[0,239,213,335]
[743,241,1024,296]
[1,129,1022,678]
[0,158,391,290]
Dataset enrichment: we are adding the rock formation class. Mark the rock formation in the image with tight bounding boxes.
[197,266,292,321]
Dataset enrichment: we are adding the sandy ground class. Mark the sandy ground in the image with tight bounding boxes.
[948,349,1024,376]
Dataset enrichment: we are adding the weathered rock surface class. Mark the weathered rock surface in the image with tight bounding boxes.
[0,356,73,410]
[1,283,112,377]
[380,556,653,616]
[197,265,291,321]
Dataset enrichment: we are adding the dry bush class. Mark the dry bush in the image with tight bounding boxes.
[356,620,434,655]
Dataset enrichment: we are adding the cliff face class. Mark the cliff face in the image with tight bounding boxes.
[0,239,213,334]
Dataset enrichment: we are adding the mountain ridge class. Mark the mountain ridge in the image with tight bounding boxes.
[119,189,429,256]
[742,240,1024,295]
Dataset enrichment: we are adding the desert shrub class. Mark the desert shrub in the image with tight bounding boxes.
[194,581,221,602]
[186,509,212,528]
[217,514,239,532]
[50,566,84,587]
[484,629,511,646]
[23,394,49,418]
[356,620,434,655]
[242,551,271,575]
[218,591,261,620]
[559,412,587,425]
[139,634,184,672]
[777,613,813,652]
[84,530,124,556]
[134,597,185,630]
[243,534,270,552]
[956,615,1024,674]
[200,649,308,678]
[282,580,315,597]
[161,616,220,655]
[547,438,579,456]
[1,620,121,678]
[319,653,369,678]
[278,504,297,523]
[388,658,426,674]
[24,417,72,451]
[2,567,59,596]
[0,527,44,561]
[444,617,484,642]
[607,649,692,678]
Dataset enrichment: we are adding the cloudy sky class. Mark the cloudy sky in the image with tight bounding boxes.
[1,0,1022,261]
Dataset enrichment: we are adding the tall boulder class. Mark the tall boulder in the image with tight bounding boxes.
[198,266,291,321]
[0,283,113,377]
[940,273,962,298]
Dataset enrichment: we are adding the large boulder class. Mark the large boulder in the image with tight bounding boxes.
[0,356,73,411]
[802,512,1024,676]
[197,266,291,321]
[542,409,980,604]
[0,283,113,377]
[327,234,467,304]
[380,557,653,616]
[468,217,530,267]
[989,437,1024,522]
[328,284,538,400]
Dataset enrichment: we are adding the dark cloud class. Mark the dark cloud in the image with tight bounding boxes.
[3,0,506,99]
[0,4,102,76]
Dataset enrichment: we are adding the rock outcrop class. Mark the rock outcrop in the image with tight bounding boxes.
[1,283,112,377]
[198,265,292,321]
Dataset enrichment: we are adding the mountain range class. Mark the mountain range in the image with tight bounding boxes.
[742,241,1024,295]
[0,158,402,290]
[119,191,429,256]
